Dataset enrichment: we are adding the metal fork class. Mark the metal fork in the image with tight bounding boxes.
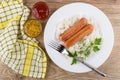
[48,40,106,77]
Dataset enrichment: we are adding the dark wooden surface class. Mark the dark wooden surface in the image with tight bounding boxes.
[0,0,120,80]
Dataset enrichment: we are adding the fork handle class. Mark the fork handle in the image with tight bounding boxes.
[83,61,106,77]
[74,57,106,77]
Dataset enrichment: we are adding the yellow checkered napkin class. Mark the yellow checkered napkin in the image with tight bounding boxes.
[0,0,47,78]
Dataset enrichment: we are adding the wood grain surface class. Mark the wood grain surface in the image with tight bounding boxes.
[0,0,120,80]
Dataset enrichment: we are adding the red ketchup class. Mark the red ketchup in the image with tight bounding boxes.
[32,2,49,20]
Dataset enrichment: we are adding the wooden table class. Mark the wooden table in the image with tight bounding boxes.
[0,0,120,80]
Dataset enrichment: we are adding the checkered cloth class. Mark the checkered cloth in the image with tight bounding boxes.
[0,0,47,78]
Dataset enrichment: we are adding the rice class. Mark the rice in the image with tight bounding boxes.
[55,15,102,59]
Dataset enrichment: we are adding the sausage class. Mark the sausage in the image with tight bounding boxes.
[59,18,87,42]
[64,24,94,48]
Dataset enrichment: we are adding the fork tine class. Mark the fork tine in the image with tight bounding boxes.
[51,40,59,46]
[48,40,65,53]
[51,40,63,50]
[48,42,57,50]
[51,40,63,48]
[48,41,60,50]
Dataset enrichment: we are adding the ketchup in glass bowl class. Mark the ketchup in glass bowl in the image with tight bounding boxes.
[32,2,49,20]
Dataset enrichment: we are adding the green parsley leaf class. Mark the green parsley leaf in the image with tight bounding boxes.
[74,51,77,56]
[93,46,100,52]
[71,59,77,65]
[85,48,91,57]
[67,50,74,57]
[94,38,102,45]
[90,42,94,47]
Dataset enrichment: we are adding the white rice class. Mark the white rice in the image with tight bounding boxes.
[55,15,102,58]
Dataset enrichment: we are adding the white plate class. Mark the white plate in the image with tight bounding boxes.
[44,2,114,73]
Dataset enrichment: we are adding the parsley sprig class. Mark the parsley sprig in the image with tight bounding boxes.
[67,38,102,65]
[67,50,77,65]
